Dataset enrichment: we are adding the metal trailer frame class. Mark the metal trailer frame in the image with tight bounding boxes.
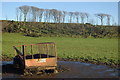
[13,42,57,73]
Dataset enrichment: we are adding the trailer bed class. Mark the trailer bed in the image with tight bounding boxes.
[13,42,57,74]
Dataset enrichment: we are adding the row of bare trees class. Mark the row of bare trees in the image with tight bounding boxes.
[95,13,114,25]
[16,5,114,25]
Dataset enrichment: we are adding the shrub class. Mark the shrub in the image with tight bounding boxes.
[24,32,41,37]
[2,20,118,38]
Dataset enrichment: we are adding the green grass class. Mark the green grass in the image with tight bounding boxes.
[2,33,118,64]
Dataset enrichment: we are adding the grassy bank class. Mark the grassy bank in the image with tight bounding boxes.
[2,33,118,65]
[2,20,118,38]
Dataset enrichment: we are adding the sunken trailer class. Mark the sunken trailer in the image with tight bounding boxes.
[13,42,57,74]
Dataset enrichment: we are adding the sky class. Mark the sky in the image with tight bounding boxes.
[1,2,118,25]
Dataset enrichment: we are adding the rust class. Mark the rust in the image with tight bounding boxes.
[13,42,57,74]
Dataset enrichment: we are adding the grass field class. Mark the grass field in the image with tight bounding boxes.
[2,33,118,64]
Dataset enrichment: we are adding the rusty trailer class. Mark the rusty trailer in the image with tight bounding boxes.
[13,42,57,74]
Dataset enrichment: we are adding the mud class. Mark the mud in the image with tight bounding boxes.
[1,61,120,78]
[2,57,118,68]
[58,58,118,68]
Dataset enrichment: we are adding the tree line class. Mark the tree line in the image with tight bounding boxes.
[16,5,115,25]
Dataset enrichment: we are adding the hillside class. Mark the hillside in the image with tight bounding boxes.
[2,20,118,38]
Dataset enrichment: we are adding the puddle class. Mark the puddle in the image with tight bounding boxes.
[1,61,119,78]
[2,61,13,65]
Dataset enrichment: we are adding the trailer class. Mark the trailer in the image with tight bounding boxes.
[13,42,57,74]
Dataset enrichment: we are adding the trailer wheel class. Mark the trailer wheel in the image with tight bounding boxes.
[13,57,20,68]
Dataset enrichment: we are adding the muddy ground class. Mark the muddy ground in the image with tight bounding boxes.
[1,60,120,79]
[2,56,119,68]
[1,56,120,79]
[57,58,119,68]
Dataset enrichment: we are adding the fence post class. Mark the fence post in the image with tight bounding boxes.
[38,45,41,58]
[31,45,33,59]
[46,44,49,58]
[22,45,25,69]
[22,45,25,58]
[54,43,57,57]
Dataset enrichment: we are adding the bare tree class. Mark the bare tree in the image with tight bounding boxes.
[19,5,30,22]
[74,12,79,23]
[84,13,89,23]
[19,11,22,21]
[44,9,51,22]
[49,9,54,22]
[16,8,19,21]
[62,11,67,23]
[106,14,111,25]
[31,6,39,22]
[90,18,95,25]
[50,9,59,23]
[95,13,106,25]
[111,16,116,26]
[38,8,44,22]
[57,11,63,23]
[79,12,86,24]
[68,12,74,23]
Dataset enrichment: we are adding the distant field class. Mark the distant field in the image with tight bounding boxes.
[2,33,118,64]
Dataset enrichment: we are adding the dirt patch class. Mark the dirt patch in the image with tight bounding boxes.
[57,58,119,68]
[2,61,69,77]
[2,61,119,78]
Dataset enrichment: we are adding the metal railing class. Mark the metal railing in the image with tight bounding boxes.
[13,42,57,59]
